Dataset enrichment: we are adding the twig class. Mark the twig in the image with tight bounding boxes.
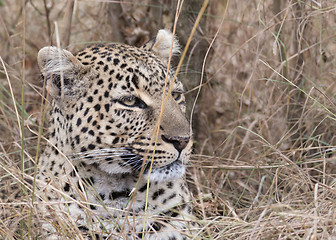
[61,0,75,47]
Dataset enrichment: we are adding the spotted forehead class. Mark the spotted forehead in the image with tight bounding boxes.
[75,44,181,96]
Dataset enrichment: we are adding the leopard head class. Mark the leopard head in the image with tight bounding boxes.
[38,29,192,182]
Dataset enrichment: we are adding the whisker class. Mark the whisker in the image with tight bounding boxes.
[70,147,144,170]
[72,148,132,159]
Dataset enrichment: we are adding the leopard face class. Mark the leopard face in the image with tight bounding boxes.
[38,30,192,183]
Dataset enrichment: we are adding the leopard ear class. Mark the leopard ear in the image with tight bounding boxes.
[38,46,89,101]
[142,29,180,64]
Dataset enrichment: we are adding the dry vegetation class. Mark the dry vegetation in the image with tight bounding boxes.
[1,0,336,239]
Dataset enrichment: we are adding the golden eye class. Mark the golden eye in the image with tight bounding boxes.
[171,92,182,101]
[118,96,147,108]
[120,96,136,106]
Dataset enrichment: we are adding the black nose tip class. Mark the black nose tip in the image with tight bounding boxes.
[162,135,190,152]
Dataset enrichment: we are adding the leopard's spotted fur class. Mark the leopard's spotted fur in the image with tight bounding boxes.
[36,30,197,239]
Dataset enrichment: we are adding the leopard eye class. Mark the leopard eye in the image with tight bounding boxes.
[118,96,147,109]
[120,96,136,106]
[171,92,182,101]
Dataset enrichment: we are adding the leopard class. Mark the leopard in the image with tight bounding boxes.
[36,29,198,240]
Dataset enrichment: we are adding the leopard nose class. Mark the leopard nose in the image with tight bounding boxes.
[161,135,190,152]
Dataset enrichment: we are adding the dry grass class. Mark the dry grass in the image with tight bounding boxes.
[1,0,336,239]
